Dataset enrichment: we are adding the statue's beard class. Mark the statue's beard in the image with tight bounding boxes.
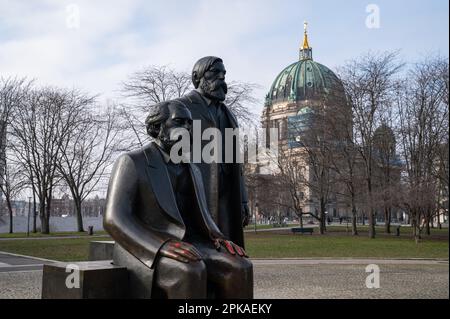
[157,126,192,154]
[200,78,228,102]
[157,128,177,152]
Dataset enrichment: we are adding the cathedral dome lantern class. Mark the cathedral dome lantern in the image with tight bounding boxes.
[300,21,312,61]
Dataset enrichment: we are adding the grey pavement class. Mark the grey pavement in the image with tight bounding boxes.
[0,252,55,273]
[252,258,448,265]
[253,260,448,299]
[0,251,448,299]
[0,235,109,241]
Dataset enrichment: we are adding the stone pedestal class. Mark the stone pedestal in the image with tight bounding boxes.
[88,241,115,261]
[113,243,154,299]
[41,261,128,299]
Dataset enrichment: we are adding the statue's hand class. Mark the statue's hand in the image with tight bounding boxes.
[213,238,248,258]
[159,240,202,263]
[242,203,250,227]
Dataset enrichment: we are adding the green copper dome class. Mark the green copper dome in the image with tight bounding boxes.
[265,59,345,106]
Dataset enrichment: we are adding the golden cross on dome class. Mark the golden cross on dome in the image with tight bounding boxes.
[302,21,310,49]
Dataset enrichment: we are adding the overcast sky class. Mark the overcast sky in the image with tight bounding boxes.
[1,0,449,115]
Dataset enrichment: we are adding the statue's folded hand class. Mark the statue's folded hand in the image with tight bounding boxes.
[213,238,248,258]
[159,240,203,263]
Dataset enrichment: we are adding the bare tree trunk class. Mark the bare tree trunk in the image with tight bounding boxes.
[32,194,37,233]
[299,213,304,228]
[438,210,442,229]
[319,200,326,234]
[368,208,376,239]
[30,177,37,233]
[412,213,422,243]
[75,199,84,232]
[367,185,376,238]
[351,204,358,236]
[416,226,422,244]
[43,216,50,234]
[368,181,376,238]
[6,198,13,234]
[40,201,50,234]
[384,207,391,234]
[40,214,49,234]
[425,217,431,235]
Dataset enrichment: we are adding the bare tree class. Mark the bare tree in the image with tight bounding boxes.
[339,51,403,238]
[122,65,192,111]
[9,87,94,234]
[272,150,305,227]
[433,58,449,228]
[395,57,448,242]
[120,65,260,149]
[57,103,122,232]
[0,77,31,233]
[0,162,26,233]
[225,81,260,126]
[372,123,399,234]
[329,135,364,236]
[120,66,192,150]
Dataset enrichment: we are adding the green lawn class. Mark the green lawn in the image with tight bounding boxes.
[0,232,447,262]
[245,233,449,259]
[324,225,449,236]
[0,237,102,261]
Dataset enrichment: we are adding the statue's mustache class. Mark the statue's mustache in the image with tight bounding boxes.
[204,79,228,95]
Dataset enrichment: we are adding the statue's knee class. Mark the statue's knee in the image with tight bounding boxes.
[241,259,253,272]
[238,259,253,275]
[227,258,253,280]
[180,260,207,282]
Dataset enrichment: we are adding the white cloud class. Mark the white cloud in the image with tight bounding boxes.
[0,0,292,114]
[5,0,446,116]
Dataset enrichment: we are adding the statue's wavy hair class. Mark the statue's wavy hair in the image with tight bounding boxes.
[145,100,189,138]
[192,56,223,89]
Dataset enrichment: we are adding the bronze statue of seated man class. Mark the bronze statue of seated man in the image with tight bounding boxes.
[104,100,253,299]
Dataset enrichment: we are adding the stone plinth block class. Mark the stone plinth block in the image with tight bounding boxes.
[41,261,127,299]
[88,241,115,261]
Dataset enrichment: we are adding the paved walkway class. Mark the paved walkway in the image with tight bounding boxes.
[244,227,295,233]
[252,258,448,265]
[0,235,109,241]
[0,252,55,273]
[0,251,448,299]
[254,260,448,299]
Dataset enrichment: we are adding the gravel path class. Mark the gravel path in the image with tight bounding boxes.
[253,262,448,299]
[0,258,447,299]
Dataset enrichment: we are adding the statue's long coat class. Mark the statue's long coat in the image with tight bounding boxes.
[176,90,248,248]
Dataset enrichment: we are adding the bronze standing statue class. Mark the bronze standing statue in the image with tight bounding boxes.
[176,57,250,248]
[104,100,253,299]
